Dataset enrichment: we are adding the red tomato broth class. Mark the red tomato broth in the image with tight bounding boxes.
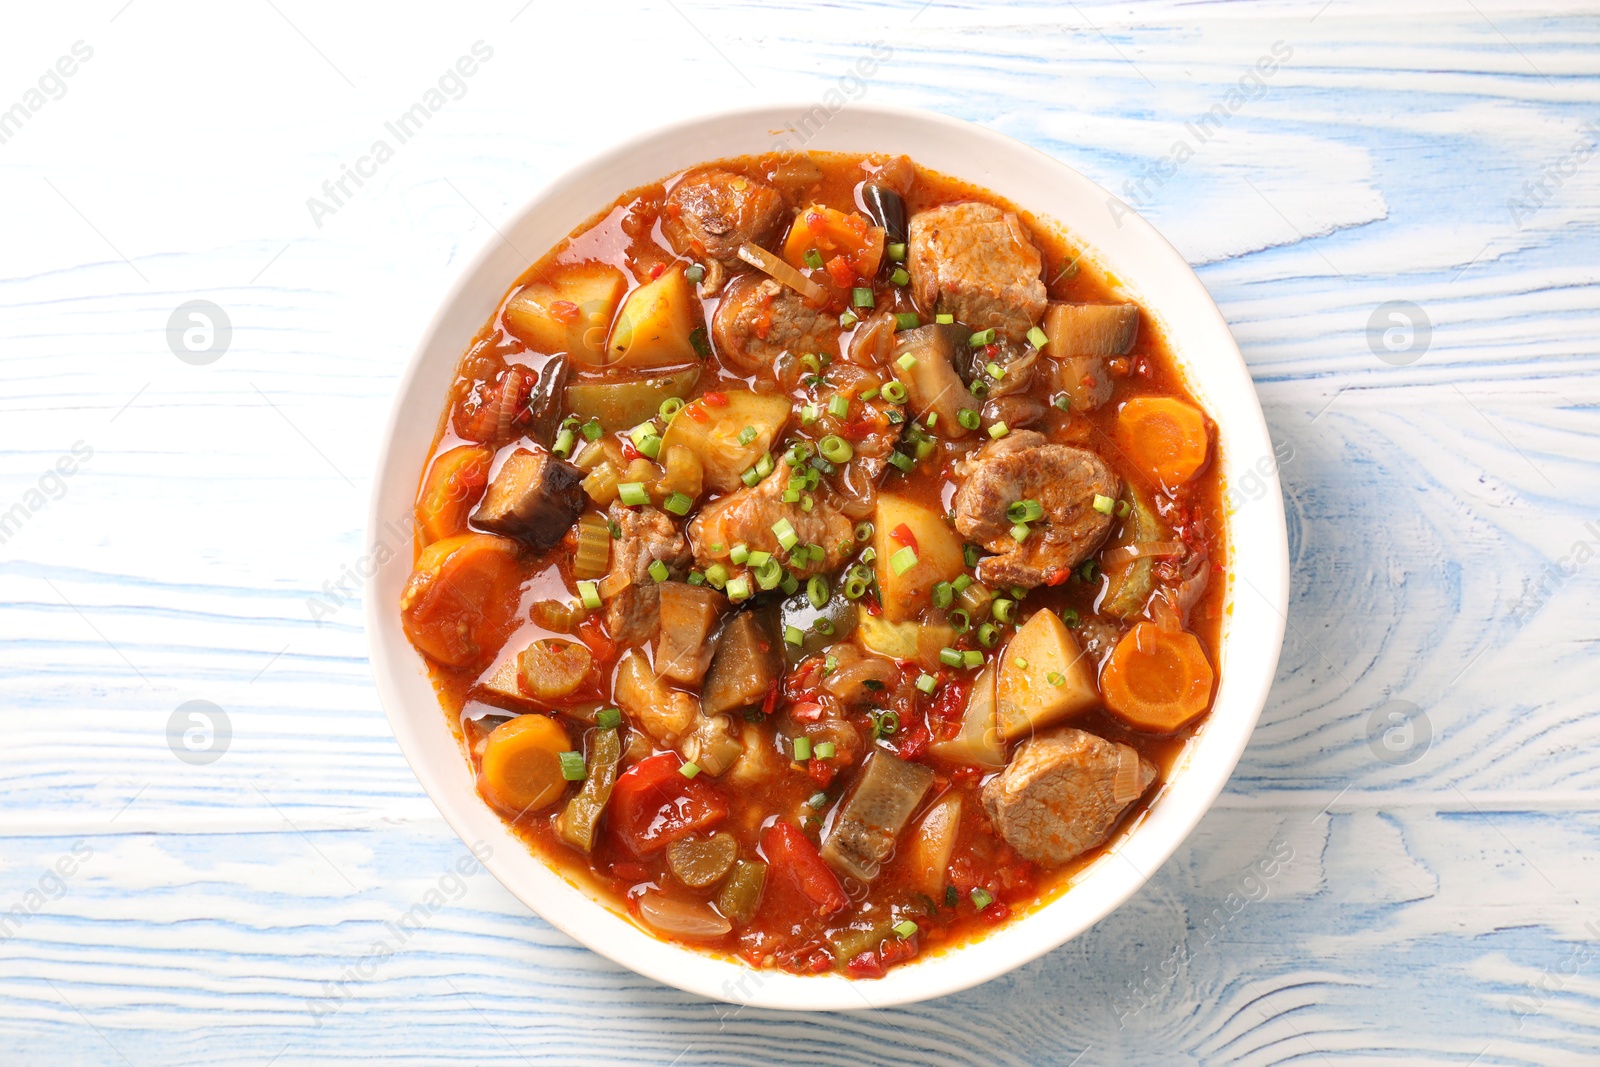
[409,151,1227,977]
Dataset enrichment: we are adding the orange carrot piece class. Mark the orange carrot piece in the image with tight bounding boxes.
[1114,396,1210,486]
[1099,621,1214,733]
[400,533,523,668]
[416,445,493,544]
[478,714,572,817]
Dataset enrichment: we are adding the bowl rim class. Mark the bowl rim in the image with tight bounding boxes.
[366,101,1288,1011]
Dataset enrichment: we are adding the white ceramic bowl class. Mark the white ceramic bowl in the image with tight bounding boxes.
[366,103,1288,1011]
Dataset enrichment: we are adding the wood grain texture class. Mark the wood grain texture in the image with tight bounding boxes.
[2,0,1598,1063]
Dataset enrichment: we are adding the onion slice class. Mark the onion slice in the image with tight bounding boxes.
[1111,540,1186,561]
[597,568,632,600]
[737,242,828,304]
[637,893,732,939]
[1112,743,1143,806]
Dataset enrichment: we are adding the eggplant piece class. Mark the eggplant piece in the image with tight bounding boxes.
[470,447,584,549]
[893,324,973,437]
[1043,303,1139,411]
[655,582,727,686]
[861,182,907,246]
[701,610,783,717]
[820,750,934,882]
[526,355,571,448]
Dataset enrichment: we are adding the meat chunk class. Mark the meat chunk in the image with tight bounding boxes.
[604,501,692,645]
[982,728,1155,866]
[712,274,840,373]
[908,202,1047,343]
[662,169,787,284]
[687,471,854,580]
[470,448,584,550]
[952,430,1118,588]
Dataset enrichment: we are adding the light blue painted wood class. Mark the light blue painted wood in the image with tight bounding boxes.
[2,0,1598,1063]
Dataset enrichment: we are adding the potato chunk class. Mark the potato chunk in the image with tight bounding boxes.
[658,389,790,493]
[502,262,626,364]
[872,493,966,622]
[607,267,699,369]
[995,608,1098,740]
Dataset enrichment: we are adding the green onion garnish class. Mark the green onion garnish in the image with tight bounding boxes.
[992,598,1015,623]
[558,751,586,781]
[969,329,996,346]
[961,649,983,669]
[1047,671,1065,687]
[970,888,993,910]
[827,393,850,420]
[939,647,963,667]
[685,263,705,284]
[725,576,750,601]
[935,313,954,324]
[704,563,728,589]
[648,559,669,583]
[887,451,913,473]
[958,408,980,430]
[889,545,918,576]
[793,736,812,761]
[916,672,937,694]
[737,425,757,446]
[581,419,604,441]
[814,741,836,759]
[1010,522,1030,543]
[932,581,953,609]
[948,608,969,633]
[839,310,859,328]
[1054,395,1072,411]
[890,267,911,287]
[617,481,649,507]
[851,288,875,308]
[772,518,799,551]
[893,920,918,939]
[680,761,701,779]
[662,491,693,516]
[784,624,804,647]
[597,707,622,729]
[1093,494,1115,515]
[804,248,824,269]
[887,242,907,262]
[1006,499,1044,523]
[977,623,999,648]
[894,312,919,331]
[818,435,853,463]
[881,381,908,404]
[1027,325,1049,349]
[552,428,575,457]
[807,574,830,609]
[989,421,1010,439]
[577,581,601,609]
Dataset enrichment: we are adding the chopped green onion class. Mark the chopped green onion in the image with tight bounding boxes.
[577,581,601,609]
[559,751,586,781]
[813,618,834,637]
[1010,522,1031,543]
[854,521,874,543]
[737,425,757,446]
[851,287,875,308]
[887,451,913,472]
[977,623,1000,648]
[804,248,824,269]
[989,421,1010,439]
[894,312,919,331]
[890,267,911,287]
[952,574,973,593]
[800,403,819,425]
[807,574,830,609]
[860,546,876,565]
[969,329,996,346]
[970,888,993,910]
[552,428,575,457]
[680,761,702,779]
[808,791,829,808]
[724,543,747,565]
[893,920,918,939]
[685,263,705,284]
[916,672,937,694]
[828,393,850,420]
[939,647,963,667]
[992,598,1015,623]
[935,313,954,324]
[932,581,953,609]
[754,453,775,479]
[704,563,729,589]
[725,576,751,601]
[597,707,622,729]
[963,543,981,568]
[1054,395,1072,411]
[754,558,784,590]
[617,481,649,507]
[818,435,853,463]
[968,379,989,398]
[687,571,706,586]
[793,736,812,761]
[814,741,836,759]
[772,518,799,551]
[780,573,799,596]
[1093,494,1115,515]
[889,545,919,576]
[800,494,814,512]
[1027,325,1049,349]
[1014,657,1029,670]
[859,387,880,403]
[844,575,868,600]
[957,408,980,430]
[1062,607,1081,627]
[1116,498,1131,518]
[896,353,918,372]
[887,242,907,262]
[1007,499,1045,523]
[1080,559,1100,582]
[880,381,908,404]
[741,466,761,488]
[747,550,772,568]
[647,559,670,583]
[948,608,970,633]
[581,419,604,441]
[961,649,983,669]
[784,624,804,648]
[839,310,859,328]
[1047,671,1065,687]
[985,361,1005,380]
[662,491,693,516]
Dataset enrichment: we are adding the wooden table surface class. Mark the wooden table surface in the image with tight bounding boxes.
[3,1,1597,1063]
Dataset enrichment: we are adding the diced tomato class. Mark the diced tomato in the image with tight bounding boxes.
[895,721,930,761]
[890,523,918,553]
[790,701,824,724]
[762,821,847,917]
[576,613,616,669]
[621,441,643,462]
[761,679,782,717]
[807,759,836,788]
[549,300,580,323]
[703,391,728,407]
[846,950,885,979]
[609,753,728,857]
[686,404,709,423]
[878,934,919,969]
[824,255,856,289]
[648,262,665,280]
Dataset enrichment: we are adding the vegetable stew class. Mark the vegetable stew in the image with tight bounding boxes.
[401,152,1225,979]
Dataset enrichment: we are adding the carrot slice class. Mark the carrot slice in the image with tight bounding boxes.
[415,445,493,544]
[781,205,884,280]
[478,714,571,817]
[1114,396,1210,486]
[400,533,523,667]
[1100,621,1214,733]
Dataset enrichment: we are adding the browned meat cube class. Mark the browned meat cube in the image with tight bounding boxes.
[952,430,1118,588]
[981,728,1155,866]
[662,169,787,275]
[604,502,692,646]
[701,611,783,717]
[908,202,1047,343]
[470,447,584,550]
[687,471,854,581]
[711,274,841,373]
